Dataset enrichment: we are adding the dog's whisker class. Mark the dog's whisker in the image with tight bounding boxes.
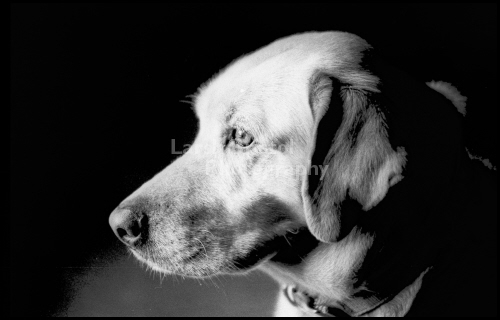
[194,237,209,258]
[209,276,221,290]
[283,235,292,247]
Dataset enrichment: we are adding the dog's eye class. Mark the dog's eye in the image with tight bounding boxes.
[233,128,254,147]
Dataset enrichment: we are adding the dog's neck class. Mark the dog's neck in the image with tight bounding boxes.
[281,267,428,317]
[259,210,436,316]
[260,227,375,305]
[261,227,428,317]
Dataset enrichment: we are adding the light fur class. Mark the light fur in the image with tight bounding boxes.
[110,31,449,316]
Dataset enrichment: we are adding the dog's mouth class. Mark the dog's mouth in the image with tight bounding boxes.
[232,227,320,270]
[130,225,320,277]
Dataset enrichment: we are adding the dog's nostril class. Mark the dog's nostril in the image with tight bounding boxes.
[117,227,130,239]
[138,214,148,230]
[109,207,146,246]
[129,220,141,238]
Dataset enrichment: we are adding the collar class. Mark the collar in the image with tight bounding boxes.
[284,286,387,317]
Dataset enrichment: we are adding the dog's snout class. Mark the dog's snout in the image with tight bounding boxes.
[109,207,147,247]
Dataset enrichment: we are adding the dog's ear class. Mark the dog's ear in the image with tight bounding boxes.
[303,71,407,243]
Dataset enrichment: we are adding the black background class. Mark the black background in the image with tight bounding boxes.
[10,3,497,316]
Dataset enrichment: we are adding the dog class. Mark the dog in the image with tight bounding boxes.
[109,31,497,316]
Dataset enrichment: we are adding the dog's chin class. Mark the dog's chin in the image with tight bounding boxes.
[130,228,319,278]
[130,248,234,278]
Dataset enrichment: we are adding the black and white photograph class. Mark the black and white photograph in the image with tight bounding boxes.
[10,3,497,317]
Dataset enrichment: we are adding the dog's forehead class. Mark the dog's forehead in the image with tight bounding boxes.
[193,31,368,118]
[194,52,317,131]
[198,74,295,120]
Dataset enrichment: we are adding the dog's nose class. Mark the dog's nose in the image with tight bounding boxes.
[109,207,147,247]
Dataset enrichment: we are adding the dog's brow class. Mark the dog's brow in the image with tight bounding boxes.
[273,135,290,149]
[225,105,238,123]
[223,105,269,137]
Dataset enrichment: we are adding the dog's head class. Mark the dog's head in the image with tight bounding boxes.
[109,32,408,278]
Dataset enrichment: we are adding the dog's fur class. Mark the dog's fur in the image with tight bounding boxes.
[110,32,497,316]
